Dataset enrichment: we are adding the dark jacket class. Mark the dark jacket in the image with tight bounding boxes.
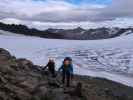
[44,61,55,72]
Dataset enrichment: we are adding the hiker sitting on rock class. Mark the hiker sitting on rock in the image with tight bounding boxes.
[58,57,73,87]
[43,58,56,77]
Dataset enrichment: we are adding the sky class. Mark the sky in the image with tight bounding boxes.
[0,0,133,29]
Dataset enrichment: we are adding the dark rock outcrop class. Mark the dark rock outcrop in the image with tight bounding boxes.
[0,48,133,100]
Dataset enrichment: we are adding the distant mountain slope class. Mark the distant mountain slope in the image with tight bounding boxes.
[0,22,133,40]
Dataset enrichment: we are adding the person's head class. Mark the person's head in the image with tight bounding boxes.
[63,60,70,66]
[63,57,72,65]
[49,58,54,63]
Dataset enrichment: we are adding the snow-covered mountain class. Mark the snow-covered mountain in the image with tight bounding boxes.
[0,22,133,40]
[43,27,133,40]
[0,30,133,87]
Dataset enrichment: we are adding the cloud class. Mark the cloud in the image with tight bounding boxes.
[0,0,133,29]
[98,0,133,21]
[0,0,105,22]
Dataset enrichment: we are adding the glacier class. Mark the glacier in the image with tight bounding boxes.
[0,31,133,87]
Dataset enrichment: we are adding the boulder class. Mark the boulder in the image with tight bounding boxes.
[48,77,60,88]
[0,48,12,61]
[74,82,83,97]
[16,58,33,71]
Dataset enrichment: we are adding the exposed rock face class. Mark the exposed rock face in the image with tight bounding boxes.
[0,48,133,100]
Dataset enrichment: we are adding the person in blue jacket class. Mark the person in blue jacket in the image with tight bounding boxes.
[58,57,73,87]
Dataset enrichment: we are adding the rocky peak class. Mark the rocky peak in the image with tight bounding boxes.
[74,27,85,31]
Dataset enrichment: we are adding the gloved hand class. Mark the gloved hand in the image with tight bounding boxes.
[42,66,47,70]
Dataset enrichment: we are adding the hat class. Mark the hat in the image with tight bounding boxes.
[64,57,72,61]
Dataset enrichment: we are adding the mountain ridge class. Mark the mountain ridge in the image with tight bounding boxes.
[0,22,133,40]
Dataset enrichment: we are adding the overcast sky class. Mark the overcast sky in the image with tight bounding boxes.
[0,0,133,29]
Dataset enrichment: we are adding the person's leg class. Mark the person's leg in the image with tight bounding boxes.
[53,69,56,77]
[49,69,53,77]
[66,72,70,87]
[51,69,55,77]
[62,70,65,84]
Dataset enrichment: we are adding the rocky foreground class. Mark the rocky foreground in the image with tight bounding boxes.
[0,48,133,100]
